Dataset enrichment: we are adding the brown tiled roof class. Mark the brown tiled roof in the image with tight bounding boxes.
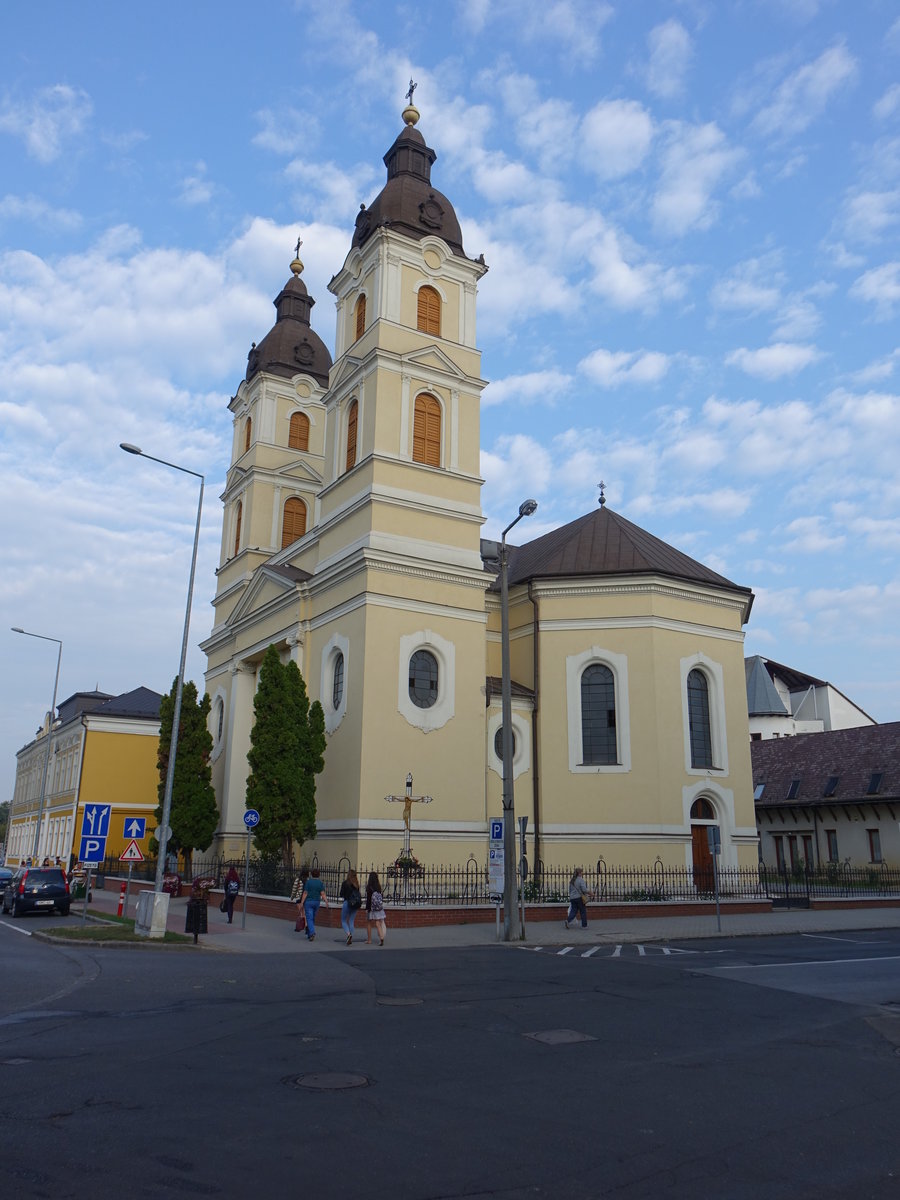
[751,722,900,809]
[485,676,535,705]
[495,506,750,598]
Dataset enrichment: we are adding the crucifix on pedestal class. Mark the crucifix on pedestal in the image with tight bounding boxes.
[385,772,433,861]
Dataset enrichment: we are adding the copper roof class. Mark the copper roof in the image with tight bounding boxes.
[352,123,467,258]
[495,505,750,597]
[246,272,332,386]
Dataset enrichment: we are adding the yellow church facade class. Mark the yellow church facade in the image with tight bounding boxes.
[201,104,759,876]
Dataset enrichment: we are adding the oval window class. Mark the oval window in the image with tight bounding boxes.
[408,650,438,709]
[493,726,517,762]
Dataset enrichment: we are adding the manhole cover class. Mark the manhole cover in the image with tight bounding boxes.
[376,997,423,1006]
[524,1029,596,1045]
[283,1072,371,1091]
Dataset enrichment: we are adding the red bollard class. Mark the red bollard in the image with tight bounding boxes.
[117,881,127,916]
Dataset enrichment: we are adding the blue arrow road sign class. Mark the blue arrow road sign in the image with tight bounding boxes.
[124,817,146,839]
[244,809,260,828]
[83,804,111,838]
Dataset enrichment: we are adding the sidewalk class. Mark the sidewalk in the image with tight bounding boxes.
[81,884,900,954]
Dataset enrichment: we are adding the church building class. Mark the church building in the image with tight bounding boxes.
[201,101,759,877]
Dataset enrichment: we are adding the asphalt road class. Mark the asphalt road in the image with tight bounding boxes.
[1,919,899,1199]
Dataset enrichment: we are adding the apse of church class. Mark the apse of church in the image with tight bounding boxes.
[201,100,760,873]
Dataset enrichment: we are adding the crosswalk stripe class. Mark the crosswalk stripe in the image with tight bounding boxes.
[581,946,600,958]
[558,946,573,956]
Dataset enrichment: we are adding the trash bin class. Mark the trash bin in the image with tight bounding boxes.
[184,897,208,943]
[71,876,92,902]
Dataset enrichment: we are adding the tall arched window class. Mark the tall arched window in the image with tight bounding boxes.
[581,664,617,764]
[408,649,438,709]
[688,669,713,768]
[345,399,358,471]
[417,285,441,336]
[354,294,366,341]
[233,501,242,557]
[281,497,307,548]
[244,416,252,453]
[412,393,441,467]
[288,412,309,451]
[332,652,344,710]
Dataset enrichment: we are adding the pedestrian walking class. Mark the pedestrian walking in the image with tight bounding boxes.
[223,865,241,924]
[365,871,386,945]
[339,869,362,944]
[300,868,327,941]
[565,867,592,929]
[291,866,310,932]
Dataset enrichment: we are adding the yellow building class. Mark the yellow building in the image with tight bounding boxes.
[202,103,759,876]
[8,687,162,868]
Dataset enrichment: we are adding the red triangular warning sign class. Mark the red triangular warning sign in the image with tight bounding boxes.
[119,840,145,862]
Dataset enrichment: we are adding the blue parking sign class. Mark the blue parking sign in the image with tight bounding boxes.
[79,835,107,865]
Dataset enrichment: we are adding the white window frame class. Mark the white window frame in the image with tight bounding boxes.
[565,646,631,774]
[210,687,227,761]
[486,706,531,781]
[320,633,350,734]
[398,630,455,732]
[680,652,728,775]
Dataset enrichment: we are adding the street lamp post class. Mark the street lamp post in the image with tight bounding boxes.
[120,443,204,897]
[500,498,538,941]
[12,628,63,863]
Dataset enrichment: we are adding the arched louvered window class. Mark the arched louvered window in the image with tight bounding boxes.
[281,498,307,548]
[412,393,441,467]
[244,416,252,453]
[688,669,714,768]
[355,294,366,341]
[288,412,310,451]
[580,664,617,764]
[417,285,441,336]
[233,501,242,557]
[345,400,358,472]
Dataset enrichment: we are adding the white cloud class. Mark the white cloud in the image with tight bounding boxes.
[578,348,670,387]
[783,515,845,553]
[643,20,693,99]
[874,84,900,122]
[0,84,92,163]
[653,121,743,235]
[753,43,857,140]
[710,258,782,314]
[725,342,820,379]
[460,0,613,65]
[842,190,900,243]
[179,163,215,207]
[581,99,654,180]
[0,194,82,230]
[849,262,900,317]
[285,156,378,223]
[482,371,573,408]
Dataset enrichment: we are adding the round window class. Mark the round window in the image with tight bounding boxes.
[493,726,516,762]
[408,650,438,709]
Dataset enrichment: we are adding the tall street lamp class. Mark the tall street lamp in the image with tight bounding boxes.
[12,627,63,863]
[500,498,537,941]
[120,443,204,897]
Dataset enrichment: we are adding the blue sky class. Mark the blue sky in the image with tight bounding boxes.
[3,0,900,802]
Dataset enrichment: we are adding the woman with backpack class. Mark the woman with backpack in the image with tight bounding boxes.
[339,868,362,945]
[365,870,386,946]
[223,865,241,924]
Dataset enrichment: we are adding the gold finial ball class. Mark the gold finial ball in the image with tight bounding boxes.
[290,255,304,276]
[402,103,420,127]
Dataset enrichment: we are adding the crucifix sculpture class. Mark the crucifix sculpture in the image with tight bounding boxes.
[385,772,432,860]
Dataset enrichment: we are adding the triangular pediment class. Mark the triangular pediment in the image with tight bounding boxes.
[328,353,364,393]
[226,563,310,628]
[402,344,468,380]
[281,458,324,486]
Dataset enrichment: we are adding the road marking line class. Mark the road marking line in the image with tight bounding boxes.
[0,921,32,937]
[637,944,646,956]
[581,946,600,958]
[558,946,574,956]
[802,934,888,944]
[715,954,900,971]
[612,945,623,957]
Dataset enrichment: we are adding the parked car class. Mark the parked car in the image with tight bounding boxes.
[0,866,13,893]
[1,866,71,917]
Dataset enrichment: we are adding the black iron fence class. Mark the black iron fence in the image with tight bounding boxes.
[93,853,900,907]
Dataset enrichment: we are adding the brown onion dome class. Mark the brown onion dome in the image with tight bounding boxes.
[245,255,332,386]
[351,106,467,259]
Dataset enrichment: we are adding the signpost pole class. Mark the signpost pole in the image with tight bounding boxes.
[124,863,133,919]
[80,869,91,927]
[241,809,259,931]
[707,826,722,933]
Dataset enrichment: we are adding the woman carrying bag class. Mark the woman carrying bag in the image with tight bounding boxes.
[339,869,362,945]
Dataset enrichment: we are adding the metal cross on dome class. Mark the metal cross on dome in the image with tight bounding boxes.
[597,480,607,507]
[406,78,417,104]
[294,236,303,257]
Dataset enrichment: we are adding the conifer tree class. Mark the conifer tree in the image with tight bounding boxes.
[154,679,219,875]
[246,644,326,869]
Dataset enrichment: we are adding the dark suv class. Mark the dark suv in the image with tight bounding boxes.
[2,867,71,917]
